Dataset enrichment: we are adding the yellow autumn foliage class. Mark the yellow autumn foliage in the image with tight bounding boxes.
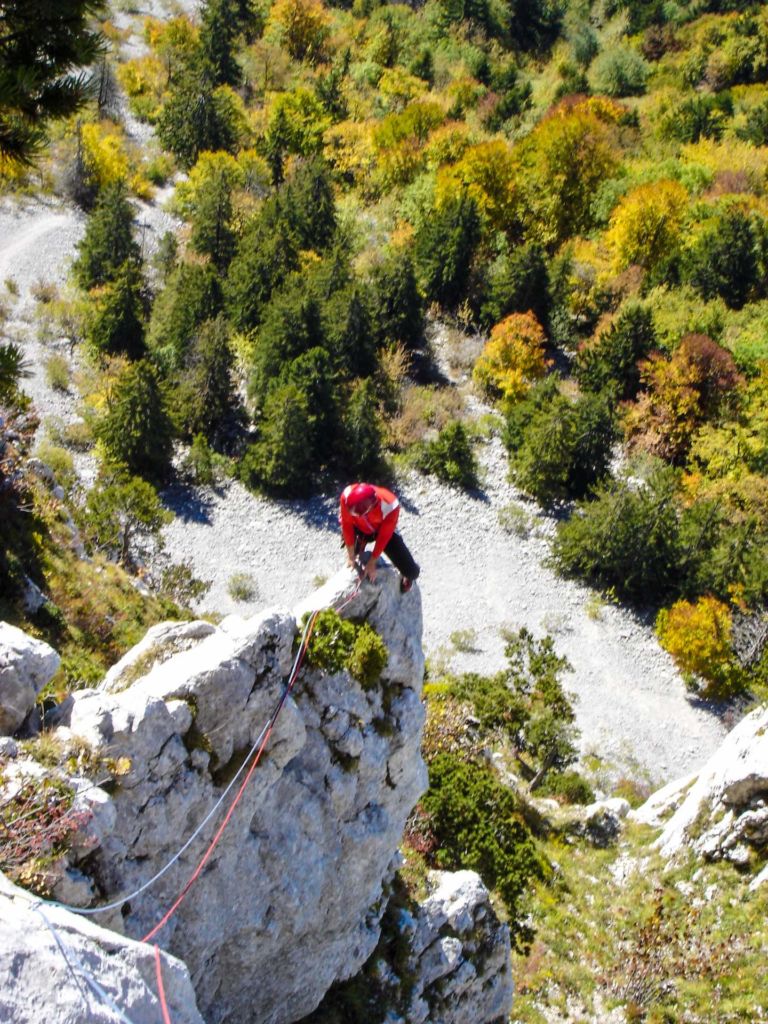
[80,123,151,199]
[606,179,688,274]
[473,312,550,410]
[656,596,743,697]
[435,140,519,234]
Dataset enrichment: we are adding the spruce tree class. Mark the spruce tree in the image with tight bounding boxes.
[278,346,338,465]
[225,219,299,332]
[248,279,324,404]
[341,377,382,477]
[240,382,313,495]
[72,180,141,290]
[322,286,376,378]
[368,254,424,350]
[283,158,337,251]
[85,260,147,360]
[200,0,241,86]
[415,191,481,308]
[156,65,239,170]
[97,360,173,481]
[189,165,235,272]
[147,262,222,371]
[175,315,235,443]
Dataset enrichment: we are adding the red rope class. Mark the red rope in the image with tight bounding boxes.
[154,944,172,1024]
[141,610,321,944]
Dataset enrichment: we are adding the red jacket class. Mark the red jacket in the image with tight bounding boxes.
[339,484,400,559]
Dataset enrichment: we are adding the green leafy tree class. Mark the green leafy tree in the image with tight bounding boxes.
[96,360,173,481]
[575,304,656,399]
[415,191,482,308]
[84,260,147,359]
[147,262,222,371]
[174,315,235,443]
[0,0,106,164]
[240,382,314,495]
[589,46,649,97]
[72,180,141,289]
[82,473,172,566]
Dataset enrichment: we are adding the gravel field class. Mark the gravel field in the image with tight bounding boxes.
[0,0,729,789]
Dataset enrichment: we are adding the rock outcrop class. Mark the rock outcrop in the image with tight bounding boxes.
[376,870,513,1024]
[0,872,203,1024]
[0,621,60,734]
[46,568,428,1024]
[633,703,768,870]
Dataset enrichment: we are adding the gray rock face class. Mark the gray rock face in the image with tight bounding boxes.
[53,567,428,1024]
[633,703,768,867]
[0,872,204,1024]
[0,621,60,734]
[385,870,513,1024]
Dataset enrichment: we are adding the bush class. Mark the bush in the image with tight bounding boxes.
[420,753,545,948]
[537,770,594,805]
[416,421,478,489]
[506,383,616,504]
[81,474,172,567]
[44,354,71,392]
[227,572,258,601]
[589,46,649,97]
[656,596,746,698]
[305,609,388,689]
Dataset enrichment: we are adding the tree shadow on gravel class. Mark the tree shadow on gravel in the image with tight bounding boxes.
[161,484,216,524]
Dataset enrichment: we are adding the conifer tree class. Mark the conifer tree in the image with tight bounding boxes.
[175,315,235,443]
[156,66,239,170]
[278,346,338,464]
[199,0,241,87]
[147,262,222,371]
[225,220,299,332]
[97,360,173,481]
[341,377,382,477]
[0,0,107,164]
[189,165,236,272]
[72,180,141,290]
[240,382,313,495]
[248,280,323,403]
[283,158,337,251]
[368,254,424,350]
[323,286,376,378]
[85,260,147,360]
[415,192,481,308]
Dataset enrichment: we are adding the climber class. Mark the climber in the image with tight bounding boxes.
[339,482,420,593]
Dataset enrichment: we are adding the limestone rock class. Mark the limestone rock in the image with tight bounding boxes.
[52,565,427,1024]
[637,703,768,866]
[365,870,513,1024]
[0,621,60,735]
[0,872,204,1024]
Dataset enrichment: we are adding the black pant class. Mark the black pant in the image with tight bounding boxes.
[354,529,420,580]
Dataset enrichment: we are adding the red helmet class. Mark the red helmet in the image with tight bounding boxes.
[347,483,376,512]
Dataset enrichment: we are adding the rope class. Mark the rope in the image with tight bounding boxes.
[154,944,173,1024]
[34,905,139,1024]
[44,578,362,922]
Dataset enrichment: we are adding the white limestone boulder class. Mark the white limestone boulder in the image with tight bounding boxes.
[0,872,204,1024]
[0,621,60,735]
[634,703,768,866]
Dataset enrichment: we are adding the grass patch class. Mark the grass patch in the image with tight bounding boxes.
[227,572,258,602]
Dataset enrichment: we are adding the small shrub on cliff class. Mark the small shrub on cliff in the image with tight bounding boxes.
[305,609,388,689]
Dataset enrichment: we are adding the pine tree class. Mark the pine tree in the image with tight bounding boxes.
[147,262,222,371]
[85,260,147,360]
[0,0,107,165]
[340,377,382,477]
[322,286,376,378]
[175,315,235,442]
[240,382,313,495]
[278,346,338,464]
[283,158,337,250]
[72,180,141,290]
[225,219,299,332]
[189,165,235,271]
[200,0,241,86]
[156,65,239,170]
[248,279,323,403]
[96,360,173,481]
